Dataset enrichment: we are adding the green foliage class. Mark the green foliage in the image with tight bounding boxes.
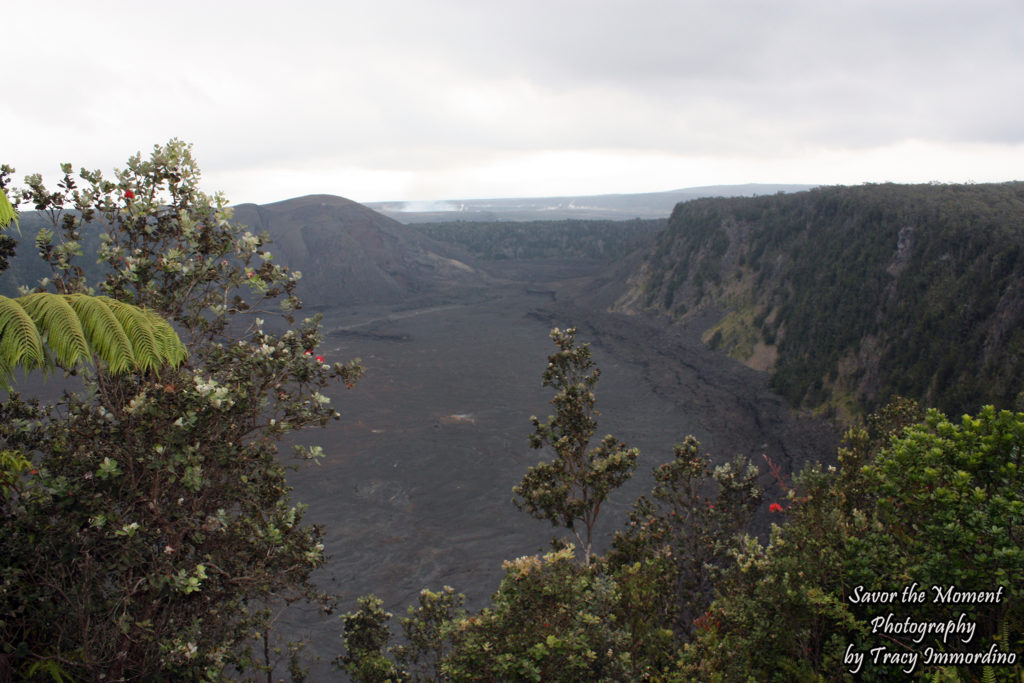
[0,141,361,679]
[443,546,632,682]
[681,472,874,681]
[513,327,639,563]
[864,406,1024,611]
[0,448,32,503]
[338,552,634,682]
[338,596,406,682]
[338,587,468,682]
[608,436,762,651]
[393,586,467,681]
[682,402,1024,681]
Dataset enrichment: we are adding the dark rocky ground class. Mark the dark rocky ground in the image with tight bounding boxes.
[274,258,839,677]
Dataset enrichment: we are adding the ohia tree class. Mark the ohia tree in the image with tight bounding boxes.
[513,327,639,564]
[0,141,360,680]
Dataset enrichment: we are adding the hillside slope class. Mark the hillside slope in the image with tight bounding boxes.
[616,182,1024,416]
[0,195,484,308]
[232,195,482,307]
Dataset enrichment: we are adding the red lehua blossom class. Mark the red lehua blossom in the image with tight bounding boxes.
[303,350,313,356]
[124,189,135,199]
[315,355,325,363]
[246,270,255,278]
[29,469,39,475]
[769,502,784,513]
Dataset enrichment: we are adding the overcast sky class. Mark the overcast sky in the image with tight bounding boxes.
[5,0,1022,205]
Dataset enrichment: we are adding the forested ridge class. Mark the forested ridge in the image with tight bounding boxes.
[411,218,664,261]
[619,182,1024,416]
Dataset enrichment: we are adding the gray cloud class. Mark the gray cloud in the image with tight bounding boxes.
[4,0,1022,202]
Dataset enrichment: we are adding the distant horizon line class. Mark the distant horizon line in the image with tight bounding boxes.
[239,178,1024,209]
[246,182,822,208]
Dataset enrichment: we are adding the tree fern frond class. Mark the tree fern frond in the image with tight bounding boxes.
[19,293,90,370]
[102,297,161,372]
[0,187,18,233]
[102,298,187,371]
[0,295,47,384]
[149,313,188,367]
[0,292,186,382]
[66,294,136,374]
